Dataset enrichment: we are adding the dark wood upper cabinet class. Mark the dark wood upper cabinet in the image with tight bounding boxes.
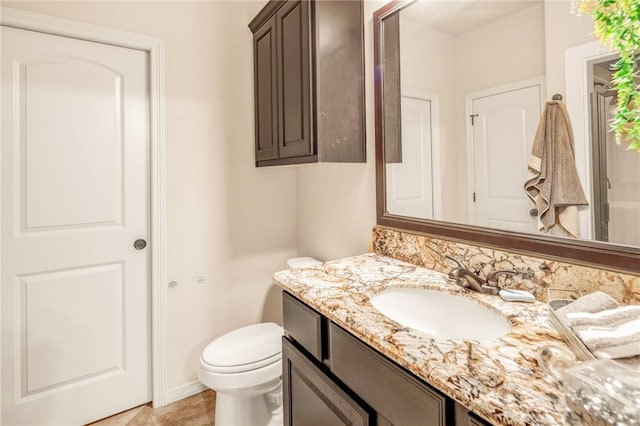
[382,13,401,164]
[249,0,365,167]
[277,0,313,159]
[254,15,279,162]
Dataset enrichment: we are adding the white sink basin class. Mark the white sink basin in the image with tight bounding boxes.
[370,288,512,340]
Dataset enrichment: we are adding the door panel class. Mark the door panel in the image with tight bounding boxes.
[277,0,313,158]
[282,338,370,426]
[23,263,124,393]
[254,15,279,162]
[386,96,434,219]
[2,26,151,425]
[23,59,123,229]
[471,85,541,233]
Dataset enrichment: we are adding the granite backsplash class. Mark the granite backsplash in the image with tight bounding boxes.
[371,227,640,305]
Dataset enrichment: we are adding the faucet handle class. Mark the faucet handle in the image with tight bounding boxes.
[486,270,517,288]
[444,254,468,270]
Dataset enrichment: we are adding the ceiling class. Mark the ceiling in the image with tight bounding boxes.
[400,0,541,37]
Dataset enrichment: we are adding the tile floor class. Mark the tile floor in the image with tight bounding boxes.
[88,390,215,425]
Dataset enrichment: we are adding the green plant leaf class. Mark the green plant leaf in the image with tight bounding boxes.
[581,0,640,152]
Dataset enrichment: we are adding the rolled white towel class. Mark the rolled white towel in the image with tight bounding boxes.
[566,305,640,330]
[576,318,640,359]
[556,291,618,316]
[593,342,640,360]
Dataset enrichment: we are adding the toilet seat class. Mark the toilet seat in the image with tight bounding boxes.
[201,322,283,371]
[200,352,281,374]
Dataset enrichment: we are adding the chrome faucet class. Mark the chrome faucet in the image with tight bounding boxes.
[444,255,517,295]
[444,255,485,292]
[484,270,517,295]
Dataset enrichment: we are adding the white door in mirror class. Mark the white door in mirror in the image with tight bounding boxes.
[386,96,435,219]
[470,83,542,233]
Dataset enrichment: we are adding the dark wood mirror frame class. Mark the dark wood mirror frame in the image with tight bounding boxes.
[374,0,640,274]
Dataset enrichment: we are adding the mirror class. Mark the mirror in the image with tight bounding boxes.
[374,0,640,273]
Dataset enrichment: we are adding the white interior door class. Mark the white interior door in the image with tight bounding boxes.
[1,26,151,425]
[386,96,434,219]
[470,84,541,232]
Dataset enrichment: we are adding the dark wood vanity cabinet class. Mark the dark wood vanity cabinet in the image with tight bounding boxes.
[249,0,365,167]
[282,338,371,426]
[282,292,493,426]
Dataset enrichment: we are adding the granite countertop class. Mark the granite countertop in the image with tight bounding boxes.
[273,253,568,426]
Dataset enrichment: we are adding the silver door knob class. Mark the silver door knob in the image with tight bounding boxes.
[529,209,539,217]
[134,239,147,250]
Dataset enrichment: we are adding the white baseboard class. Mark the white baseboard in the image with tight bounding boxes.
[166,380,209,405]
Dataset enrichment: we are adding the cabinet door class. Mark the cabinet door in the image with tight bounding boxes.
[382,12,402,164]
[276,0,314,159]
[316,0,365,163]
[283,292,324,362]
[282,338,370,426]
[454,404,492,426]
[330,323,448,426]
[253,15,279,162]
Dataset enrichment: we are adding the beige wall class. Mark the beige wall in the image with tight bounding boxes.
[543,0,597,98]
[454,4,545,96]
[453,3,546,219]
[295,0,383,262]
[395,4,545,223]
[400,20,456,96]
[3,0,298,392]
[399,21,459,221]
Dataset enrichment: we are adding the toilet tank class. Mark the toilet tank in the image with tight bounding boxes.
[286,257,322,269]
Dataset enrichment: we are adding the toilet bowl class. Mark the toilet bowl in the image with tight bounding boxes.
[198,322,284,426]
[198,257,321,426]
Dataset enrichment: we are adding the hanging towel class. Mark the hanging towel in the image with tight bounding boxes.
[524,100,588,237]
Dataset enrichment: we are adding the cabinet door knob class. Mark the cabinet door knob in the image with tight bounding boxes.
[134,239,147,250]
[529,209,539,217]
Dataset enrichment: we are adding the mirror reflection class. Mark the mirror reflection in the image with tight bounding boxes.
[382,0,640,247]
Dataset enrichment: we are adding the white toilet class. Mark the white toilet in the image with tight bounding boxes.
[198,257,321,426]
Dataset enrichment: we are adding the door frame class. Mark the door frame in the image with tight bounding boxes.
[400,87,442,220]
[465,76,545,224]
[0,7,168,408]
[565,41,617,241]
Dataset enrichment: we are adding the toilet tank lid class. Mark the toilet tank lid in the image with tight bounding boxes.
[287,257,322,269]
[202,322,283,368]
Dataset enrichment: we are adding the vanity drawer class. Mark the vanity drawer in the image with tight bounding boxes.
[282,337,371,426]
[329,322,448,426]
[282,292,324,361]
